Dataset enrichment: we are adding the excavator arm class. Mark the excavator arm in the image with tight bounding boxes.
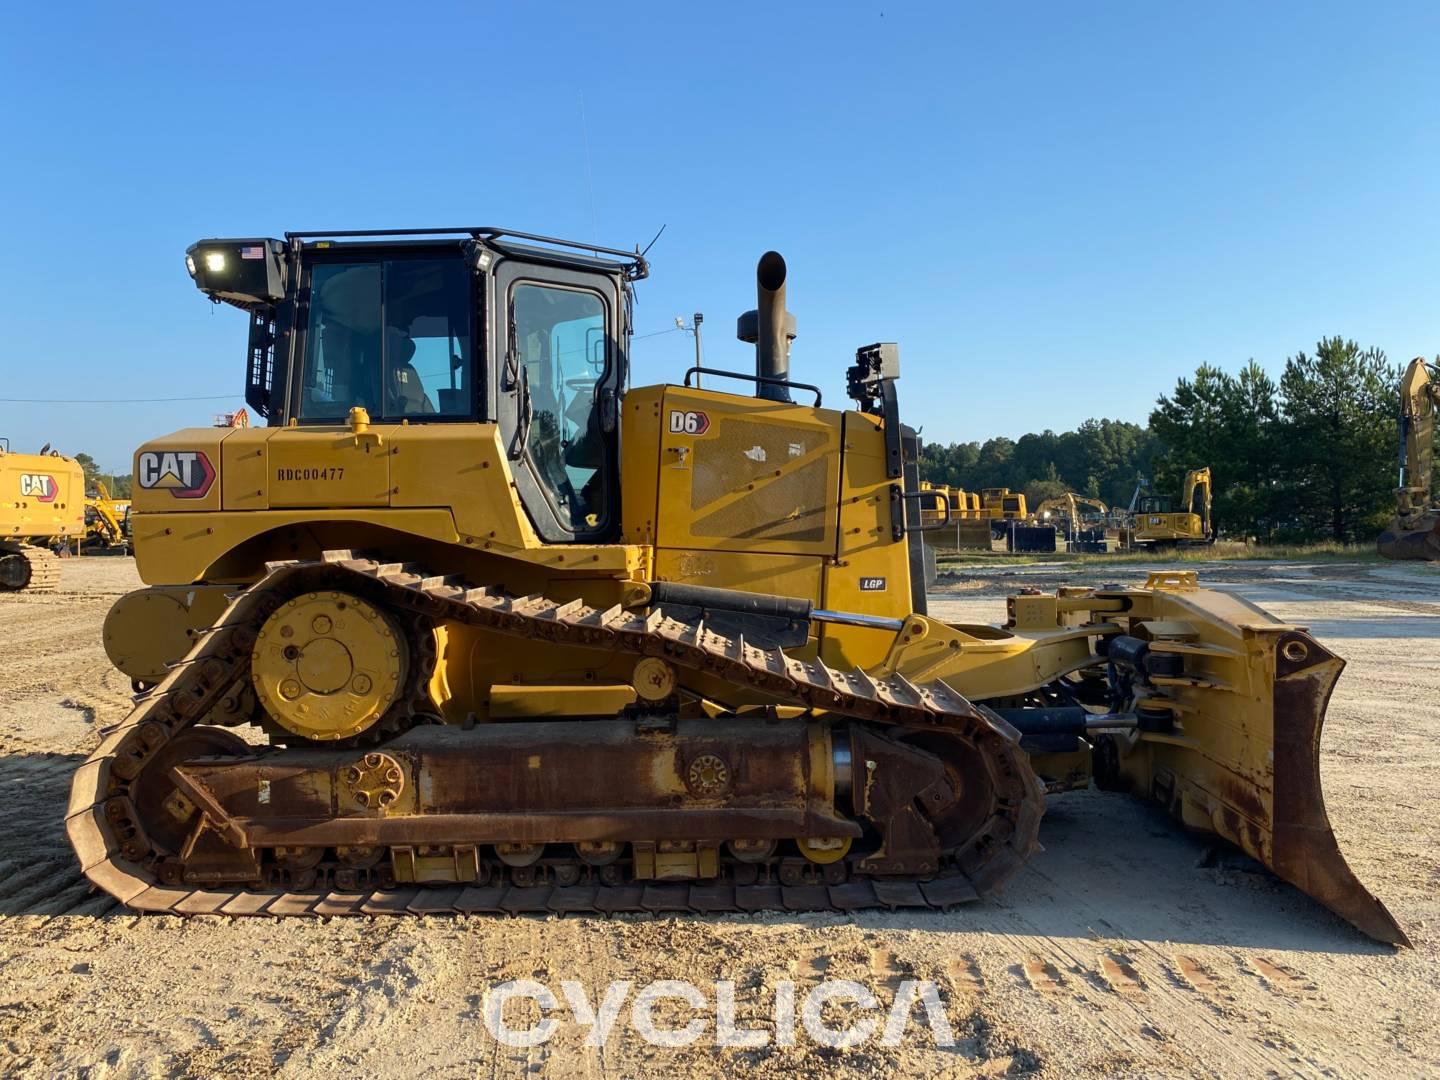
[1397,358,1436,521]
[1033,493,1108,523]
[1181,467,1214,540]
[84,480,127,550]
[1378,358,1440,559]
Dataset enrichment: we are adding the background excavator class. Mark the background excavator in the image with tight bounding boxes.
[1377,356,1439,560]
[0,440,85,591]
[83,480,130,554]
[66,228,1404,945]
[1032,492,1109,531]
[1127,467,1215,548]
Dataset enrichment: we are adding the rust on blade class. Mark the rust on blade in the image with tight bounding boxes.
[1269,632,1410,947]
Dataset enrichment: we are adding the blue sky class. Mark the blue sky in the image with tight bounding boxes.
[2,1,1438,471]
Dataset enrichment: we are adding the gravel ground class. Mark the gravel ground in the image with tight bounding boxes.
[1,556,1437,1078]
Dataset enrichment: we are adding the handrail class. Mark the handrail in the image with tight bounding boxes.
[681,366,822,407]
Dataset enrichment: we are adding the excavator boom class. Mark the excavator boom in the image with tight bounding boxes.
[1378,357,1440,559]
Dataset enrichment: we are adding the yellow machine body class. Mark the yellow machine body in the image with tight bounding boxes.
[71,233,1404,944]
[0,443,84,591]
[1130,467,1214,547]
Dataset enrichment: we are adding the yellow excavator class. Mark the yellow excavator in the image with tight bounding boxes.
[67,228,1404,945]
[1128,468,1215,548]
[83,480,130,554]
[1,440,85,591]
[1032,493,1108,529]
[1377,357,1439,560]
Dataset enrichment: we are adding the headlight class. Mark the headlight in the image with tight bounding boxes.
[185,254,197,277]
[204,251,227,272]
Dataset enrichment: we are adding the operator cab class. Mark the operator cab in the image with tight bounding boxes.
[1136,495,1173,514]
[184,228,645,544]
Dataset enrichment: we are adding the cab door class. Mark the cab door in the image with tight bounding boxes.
[493,257,622,542]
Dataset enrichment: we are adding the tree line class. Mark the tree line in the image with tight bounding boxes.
[73,454,133,499]
[55,336,1423,544]
[919,337,1419,543]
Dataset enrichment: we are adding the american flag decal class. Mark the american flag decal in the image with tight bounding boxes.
[239,245,264,260]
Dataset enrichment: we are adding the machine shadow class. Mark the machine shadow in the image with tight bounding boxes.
[0,750,126,917]
[655,791,1395,955]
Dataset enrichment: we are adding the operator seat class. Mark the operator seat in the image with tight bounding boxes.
[386,329,436,415]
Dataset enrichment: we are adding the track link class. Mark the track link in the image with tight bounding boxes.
[67,550,1044,917]
[0,542,61,592]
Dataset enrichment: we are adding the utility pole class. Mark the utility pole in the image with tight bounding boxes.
[677,313,704,385]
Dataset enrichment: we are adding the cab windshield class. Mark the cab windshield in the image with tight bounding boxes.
[299,256,472,420]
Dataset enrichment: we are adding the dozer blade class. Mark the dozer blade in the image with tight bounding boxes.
[1097,625,1409,947]
[1266,636,1408,945]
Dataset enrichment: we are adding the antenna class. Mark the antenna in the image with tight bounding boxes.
[579,91,598,244]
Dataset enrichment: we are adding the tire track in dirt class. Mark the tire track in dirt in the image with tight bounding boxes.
[1002,868,1389,1078]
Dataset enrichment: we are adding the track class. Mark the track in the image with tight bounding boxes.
[0,543,61,593]
[67,550,1044,917]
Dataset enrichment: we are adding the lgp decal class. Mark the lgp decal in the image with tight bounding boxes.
[859,576,887,592]
[137,450,216,499]
[19,474,58,502]
[668,409,710,436]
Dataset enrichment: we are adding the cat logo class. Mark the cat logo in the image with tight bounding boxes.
[668,409,711,436]
[19,474,58,503]
[137,450,216,499]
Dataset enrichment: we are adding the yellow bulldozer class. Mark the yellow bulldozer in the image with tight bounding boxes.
[1127,467,1216,548]
[1377,356,1439,560]
[1,439,85,591]
[67,228,1404,944]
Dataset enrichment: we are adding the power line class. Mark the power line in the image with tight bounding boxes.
[0,394,238,404]
[634,327,683,341]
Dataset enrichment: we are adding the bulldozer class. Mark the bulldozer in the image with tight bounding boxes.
[1377,357,1439,560]
[1127,467,1216,548]
[1,439,85,591]
[68,228,1404,945]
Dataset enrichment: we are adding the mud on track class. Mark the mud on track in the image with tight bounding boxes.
[1,557,1438,1078]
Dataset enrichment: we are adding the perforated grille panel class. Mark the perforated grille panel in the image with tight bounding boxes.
[689,419,831,509]
[690,456,830,543]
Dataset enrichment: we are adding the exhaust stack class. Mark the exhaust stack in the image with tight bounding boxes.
[737,250,797,402]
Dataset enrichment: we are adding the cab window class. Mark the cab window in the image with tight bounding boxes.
[512,283,607,530]
[299,257,472,420]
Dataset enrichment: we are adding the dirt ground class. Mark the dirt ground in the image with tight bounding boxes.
[2,556,1438,1078]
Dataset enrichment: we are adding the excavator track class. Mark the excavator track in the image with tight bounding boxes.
[68,550,1044,918]
[0,542,61,593]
